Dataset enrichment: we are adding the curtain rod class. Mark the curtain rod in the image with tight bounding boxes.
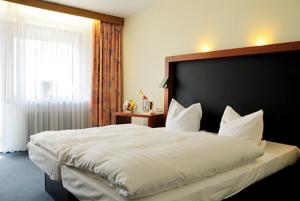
[3,0,124,25]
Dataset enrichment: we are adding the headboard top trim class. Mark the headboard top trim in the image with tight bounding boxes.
[166,41,300,63]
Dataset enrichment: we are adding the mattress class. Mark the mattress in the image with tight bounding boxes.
[28,142,62,181]
[61,141,299,201]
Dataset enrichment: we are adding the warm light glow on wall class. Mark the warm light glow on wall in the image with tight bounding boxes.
[197,44,213,52]
[197,37,215,52]
[255,38,268,46]
[200,45,211,52]
[250,29,274,46]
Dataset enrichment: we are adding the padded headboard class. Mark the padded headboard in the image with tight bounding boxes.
[164,41,300,146]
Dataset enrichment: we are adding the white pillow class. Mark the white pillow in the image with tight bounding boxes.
[166,99,202,132]
[218,106,264,144]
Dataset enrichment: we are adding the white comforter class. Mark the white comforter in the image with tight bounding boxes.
[30,124,264,200]
[30,124,149,160]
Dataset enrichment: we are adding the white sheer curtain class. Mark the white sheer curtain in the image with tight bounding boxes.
[0,2,93,152]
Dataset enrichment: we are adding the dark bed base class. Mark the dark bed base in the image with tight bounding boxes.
[45,160,299,201]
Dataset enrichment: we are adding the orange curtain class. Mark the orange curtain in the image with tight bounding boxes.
[91,20,122,126]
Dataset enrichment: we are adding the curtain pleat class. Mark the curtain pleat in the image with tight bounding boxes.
[91,21,122,126]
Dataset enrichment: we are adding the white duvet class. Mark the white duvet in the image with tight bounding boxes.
[30,124,149,161]
[30,124,264,200]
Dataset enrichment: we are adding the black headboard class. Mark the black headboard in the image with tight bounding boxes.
[164,42,300,146]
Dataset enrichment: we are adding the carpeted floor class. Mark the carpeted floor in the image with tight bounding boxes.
[0,152,54,201]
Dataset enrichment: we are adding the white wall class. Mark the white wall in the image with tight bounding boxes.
[123,0,300,111]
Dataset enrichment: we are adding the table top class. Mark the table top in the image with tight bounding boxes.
[115,111,164,118]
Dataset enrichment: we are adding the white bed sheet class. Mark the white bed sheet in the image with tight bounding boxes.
[28,142,62,181]
[61,141,299,201]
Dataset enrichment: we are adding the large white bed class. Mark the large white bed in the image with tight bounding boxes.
[27,41,300,201]
[27,125,264,184]
[28,124,299,201]
[27,122,300,201]
[61,141,299,201]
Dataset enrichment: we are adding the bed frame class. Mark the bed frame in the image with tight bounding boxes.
[45,41,300,201]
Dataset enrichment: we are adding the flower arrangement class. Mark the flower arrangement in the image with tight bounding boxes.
[123,100,137,112]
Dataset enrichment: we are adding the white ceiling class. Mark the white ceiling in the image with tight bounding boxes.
[45,0,162,18]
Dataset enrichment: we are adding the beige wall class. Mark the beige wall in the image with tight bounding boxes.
[123,0,300,112]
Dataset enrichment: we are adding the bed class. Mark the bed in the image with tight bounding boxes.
[60,141,298,201]
[28,41,300,201]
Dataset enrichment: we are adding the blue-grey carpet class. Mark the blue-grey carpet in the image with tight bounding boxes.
[0,152,54,201]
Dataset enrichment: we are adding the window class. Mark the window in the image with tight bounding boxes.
[0,1,93,152]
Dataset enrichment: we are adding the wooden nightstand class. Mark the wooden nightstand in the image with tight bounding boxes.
[115,112,165,128]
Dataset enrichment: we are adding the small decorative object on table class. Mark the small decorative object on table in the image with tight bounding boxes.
[139,89,153,113]
[123,100,137,113]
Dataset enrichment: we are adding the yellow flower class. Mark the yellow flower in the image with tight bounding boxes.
[128,100,136,111]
